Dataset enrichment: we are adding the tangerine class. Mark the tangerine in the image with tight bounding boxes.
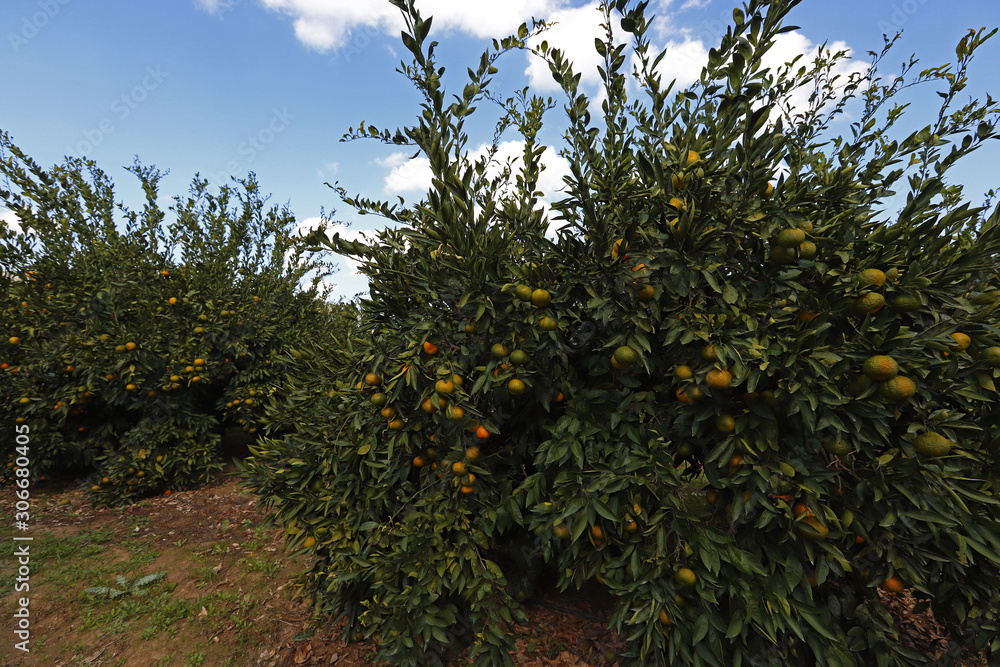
[863,355,898,381]
[706,368,733,389]
[950,332,971,352]
[881,576,905,593]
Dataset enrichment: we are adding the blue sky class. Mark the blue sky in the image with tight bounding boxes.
[2,0,998,299]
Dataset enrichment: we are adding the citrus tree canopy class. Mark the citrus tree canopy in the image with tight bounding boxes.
[242,0,1000,664]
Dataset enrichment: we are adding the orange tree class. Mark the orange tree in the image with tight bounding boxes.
[0,138,349,502]
[241,0,1000,664]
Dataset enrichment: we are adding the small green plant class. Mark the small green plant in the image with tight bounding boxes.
[85,572,166,600]
[185,651,207,667]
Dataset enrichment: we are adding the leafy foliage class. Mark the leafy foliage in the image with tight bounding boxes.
[242,0,1000,665]
[0,138,354,503]
[85,572,167,600]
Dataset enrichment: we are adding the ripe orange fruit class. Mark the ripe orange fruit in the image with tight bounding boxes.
[637,284,655,302]
[380,406,397,420]
[674,365,693,381]
[9,336,21,345]
[798,241,817,259]
[435,379,455,395]
[445,405,465,421]
[387,418,404,431]
[625,519,638,533]
[863,355,898,381]
[465,446,480,462]
[858,268,886,289]
[553,524,570,539]
[705,490,718,505]
[683,150,700,167]
[914,432,952,457]
[950,332,971,352]
[798,309,817,322]
[659,609,673,626]
[674,567,697,586]
[701,344,717,362]
[125,341,137,351]
[668,196,687,211]
[364,372,382,386]
[423,341,439,355]
[611,238,629,261]
[125,383,137,391]
[452,461,467,475]
[530,289,551,307]
[539,316,558,331]
[194,358,205,366]
[764,182,774,196]
[553,391,564,402]
[881,576,905,593]
[413,455,426,468]
[508,378,527,395]
[460,485,475,494]
[475,425,490,439]
[303,536,316,548]
[421,397,437,413]
[464,322,478,334]
[671,172,685,189]
[854,292,885,314]
[706,368,733,390]
[590,526,604,542]
[115,345,126,353]
[729,454,744,468]
[879,376,916,401]
[193,326,205,334]
[191,376,201,383]
[675,387,694,403]
[792,502,814,518]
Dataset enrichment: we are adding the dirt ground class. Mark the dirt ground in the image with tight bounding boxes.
[0,468,989,666]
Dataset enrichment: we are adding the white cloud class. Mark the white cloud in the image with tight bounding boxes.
[632,37,709,92]
[377,151,433,194]
[761,32,868,122]
[194,0,241,18]
[376,140,570,203]
[259,0,564,53]
[1,209,22,234]
[524,2,626,92]
[296,217,372,298]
